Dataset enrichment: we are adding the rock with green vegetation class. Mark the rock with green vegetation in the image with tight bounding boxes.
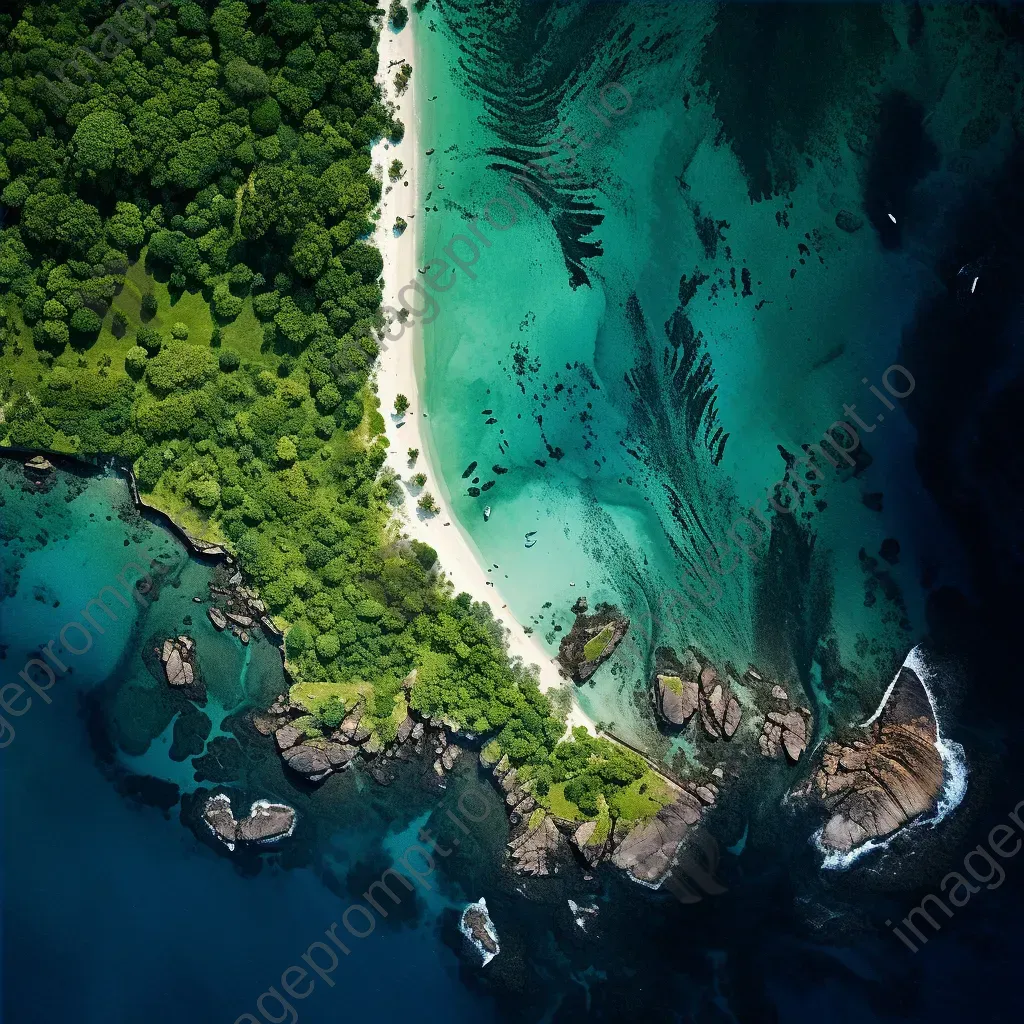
[389,0,409,30]
[557,602,630,682]
[652,646,700,728]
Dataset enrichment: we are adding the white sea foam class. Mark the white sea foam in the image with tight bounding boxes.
[818,645,968,870]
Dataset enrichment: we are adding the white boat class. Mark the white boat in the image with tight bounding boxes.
[483,506,491,521]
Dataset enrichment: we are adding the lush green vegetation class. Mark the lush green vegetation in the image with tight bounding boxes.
[0,1,659,816]
[509,727,671,824]
[393,61,411,96]
[583,624,615,662]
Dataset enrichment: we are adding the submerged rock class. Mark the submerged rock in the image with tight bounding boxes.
[807,665,944,853]
[557,602,630,682]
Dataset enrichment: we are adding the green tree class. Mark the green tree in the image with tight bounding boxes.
[107,202,145,250]
[71,111,138,184]
[394,394,409,416]
[276,435,298,464]
[125,346,148,377]
[389,0,409,30]
[219,349,241,371]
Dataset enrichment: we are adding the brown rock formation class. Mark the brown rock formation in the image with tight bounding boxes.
[652,647,700,728]
[508,812,565,876]
[611,789,704,884]
[809,665,943,853]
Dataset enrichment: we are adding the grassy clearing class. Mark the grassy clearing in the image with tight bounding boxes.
[660,674,683,695]
[544,782,585,822]
[583,624,614,662]
[609,770,674,821]
[289,680,371,716]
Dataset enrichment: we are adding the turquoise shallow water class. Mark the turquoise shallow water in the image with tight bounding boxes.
[413,0,1007,745]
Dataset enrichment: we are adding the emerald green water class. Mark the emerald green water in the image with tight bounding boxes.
[414,1,1005,743]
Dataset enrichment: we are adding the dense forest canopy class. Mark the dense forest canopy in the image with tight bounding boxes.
[0,0,659,823]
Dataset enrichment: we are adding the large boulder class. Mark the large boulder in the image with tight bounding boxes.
[162,636,195,686]
[808,665,943,853]
[652,647,701,727]
[282,743,334,781]
[611,789,704,884]
[508,811,565,876]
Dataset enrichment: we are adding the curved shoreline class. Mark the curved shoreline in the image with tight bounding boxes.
[370,18,596,736]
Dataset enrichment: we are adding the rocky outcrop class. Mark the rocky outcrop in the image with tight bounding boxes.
[696,661,742,740]
[159,635,205,701]
[557,602,629,682]
[651,647,742,739]
[807,665,943,853]
[758,681,812,762]
[570,819,612,868]
[460,898,500,966]
[652,647,700,728]
[611,788,705,885]
[206,569,268,642]
[202,794,296,850]
[24,455,53,474]
[508,811,564,876]
[162,636,195,686]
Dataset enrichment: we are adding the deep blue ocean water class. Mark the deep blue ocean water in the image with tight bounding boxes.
[5,2,1024,1021]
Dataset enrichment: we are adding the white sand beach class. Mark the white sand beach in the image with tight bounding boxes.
[371,16,595,736]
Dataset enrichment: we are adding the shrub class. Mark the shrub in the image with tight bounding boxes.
[285,622,313,658]
[315,633,341,661]
[394,63,412,95]
[417,491,438,514]
[171,322,189,340]
[394,216,407,235]
[318,695,346,729]
[219,349,240,371]
[69,307,102,335]
[388,158,404,182]
[411,472,426,487]
[315,383,340,412]
[141,293,158,320]
[125,346,148,377]
[276,435,297,464]
[407,447,419,463]
[137,325,163,354]
[393,393,409,416]
[112,309,128,336]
